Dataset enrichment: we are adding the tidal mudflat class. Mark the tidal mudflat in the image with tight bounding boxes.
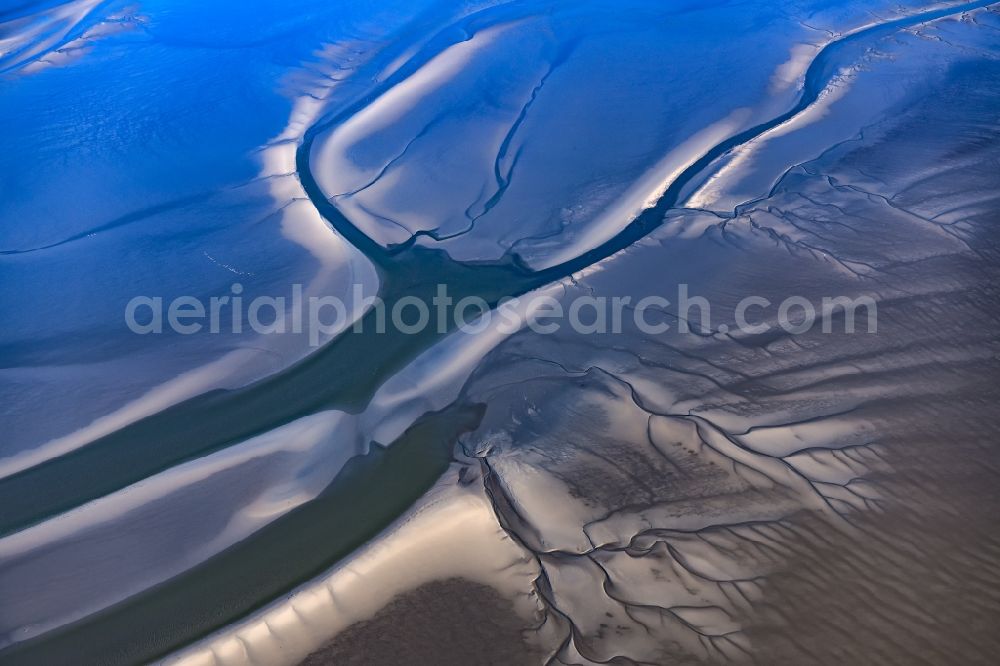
[1,1,999,664]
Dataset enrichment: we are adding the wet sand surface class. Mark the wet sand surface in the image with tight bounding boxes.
[301,15,1000,663]
[300,579,541,666]
[2,2,999,665]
